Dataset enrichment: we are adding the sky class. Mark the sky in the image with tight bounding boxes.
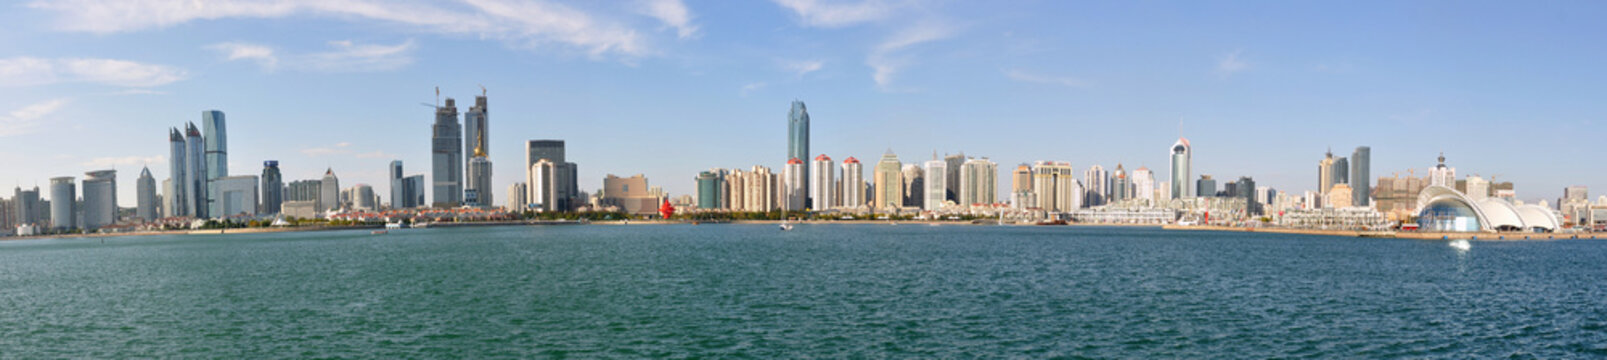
[2,0,1605,208]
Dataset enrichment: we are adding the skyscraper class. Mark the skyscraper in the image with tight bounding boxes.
[1351,146,1371,207]
[167,128,188,217]
[1032,161,1079,212]
[1429,153,1456,187]
[873,150,902,211]
[49,176,75,230]
[507,182,527,211]
[960,157,997,206]
[902,164,923,208]
[525,140,577,212]
[695,170,724,210]
[841,157,864,209]
[787,101,810,208]
[1170,138,1192,199]
[136,166,157,221]
[81,170,116,229]
[13,186,43,227]
[432,98,463,207]
[1110,164,1130,202]
[389,160,405,209]
[1239,176,1260,215]
[1197,175,1217,198]
[1012,164,1035,209]
[463,95,492,207]
[321,168,340,212]
[213,175,258,217]
[944,152,966,202]
[1132,167,1155,203]
[1318,150,1336,199]
[810,155,835,211]
[783,158,805,211]
[923,155,947,211]
[261,161,282,215]
[1083,165,1107,207]
[184,123,207,218]
[202,110,228,217]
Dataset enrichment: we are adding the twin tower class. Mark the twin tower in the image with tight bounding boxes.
[430,94,492,208]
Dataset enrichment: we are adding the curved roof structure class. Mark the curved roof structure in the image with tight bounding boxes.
[1416,185,1559,232]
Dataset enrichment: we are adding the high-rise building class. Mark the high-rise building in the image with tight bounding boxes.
[695,170,724,210]
[260,161,282,215]
[432,98,463,207]
[1132,167,1155,204]
[1170,138,1192,199]
[1351,146,1371,206]
[167,128,188,217]
[136,166,157,221]
[1032,161,1079,212]
[49,177,75,230]
[601,174,660,216]
[1318,150,1336,199]
[184,123,207,218]
[810,155,835,211]
[783,158,806,211]
[81,170,116,229]
[960,157,997,206]
[1428,153,1456,187]
[402,175,425,209]
[389,160,405,209]
[901,164,923,208]
[923,156,947,211]
[1083,165,1106,207]
[525,140,577,212]
[349,184,376,211]
[787,101,810,209]
[213,175,258,217]
[1197,175,1217,199]
[840,157,864,209]
[1239,176,1260,215]
[202,110,228,217]
[1333,157,1350,186]
[873,150,903,211]
[463,95,492,208]
[320,169,340,212]
[13,186,43,227]
[1012,164,1035,209]
[1110,164,1130,202]
[507,182,527,211]
[944,152,966,202]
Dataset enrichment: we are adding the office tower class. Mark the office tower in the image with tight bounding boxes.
[787,101,810,209]
[1110,164,1130,202]
[466,156,493,207]
[1032,161,1079,212]
[202,110,228,217]
[960,157,997,206]
[320,168,340,212]
[14,186,42,227]
[1560,185,1590,222]
[1351,146,1370,206]
[782,158,805,211]
[1464,176,1490,201]
[184,123,207,218]
[166,128,188,217]
[1239,177,1260,215]
[902,164,923,208]
[1170,138,1192,199]
[348,184,376,211]
[923,156,947,211]
[283,179,322,216]
[389,160,404,208]
[944,152,966,202]
[49,177,75,230]
[402,175,425,209]
[810,155,835,211]
[507,182,527,211]
[1317,150,1336,198]
[1428,153,1456,187]
[260,161,282,215]
[1011,164,1035,209]
[213,175,258,216]
[841,157,864,209]
[1132,167,1155,203]
[1333,157,1349,186]
[1197,175,1217,198]
[464,95,488,173]
[873,150,902,211]
[432,98,463,207]
[1083,165,1107,207]
[81,170,116,229]
[525,140,577,212]
[695,170,723,209]
[136,166,157,221]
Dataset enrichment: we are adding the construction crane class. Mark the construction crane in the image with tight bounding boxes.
[479,84,486,97]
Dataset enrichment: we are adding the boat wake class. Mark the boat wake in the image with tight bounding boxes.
[1449,239,1471,251]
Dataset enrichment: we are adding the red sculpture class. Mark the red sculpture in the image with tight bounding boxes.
[659,198,675,219]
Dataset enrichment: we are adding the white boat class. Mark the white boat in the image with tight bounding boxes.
[779,222,793,231]
[385,222,405,230]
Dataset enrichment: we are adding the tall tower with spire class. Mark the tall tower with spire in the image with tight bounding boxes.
[464,92,492,208]
[788,101,810,208]
[1170,137,1192,199]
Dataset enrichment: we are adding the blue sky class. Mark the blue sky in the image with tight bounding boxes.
[2,0,1605,207]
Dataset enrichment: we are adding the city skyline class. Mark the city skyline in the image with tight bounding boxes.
[3,1,1605,207]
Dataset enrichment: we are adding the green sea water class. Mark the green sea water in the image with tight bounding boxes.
[1,225,1604,358]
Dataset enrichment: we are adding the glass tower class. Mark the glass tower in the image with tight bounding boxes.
[788,101,810,208]
[432,98,462,207]
[1351,146,1370,207]
[1170,138,1192,199]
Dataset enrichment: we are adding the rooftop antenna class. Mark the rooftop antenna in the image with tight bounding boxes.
[480,84,486,97]
[434,86,440,107]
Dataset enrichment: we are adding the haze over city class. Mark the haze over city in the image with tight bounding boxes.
[2,0,1604,207]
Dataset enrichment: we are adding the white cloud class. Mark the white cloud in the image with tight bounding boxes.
[1216,50,1249,77]
[0,98,70,137]
[82,155,164,169]
[1004,69,1089,88]
[637,0,697,39]
[780,59,824,78]
[210,40,415,72]
[772,0,906,28]
[0,57,187,87]
[740,82,766,96]
[30,0,651,58]
[866,22,952,90]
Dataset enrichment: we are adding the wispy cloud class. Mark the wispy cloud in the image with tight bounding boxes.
[30,0,651,59]
[1216,50,1249,77]
[0,57,187,87]
[301,142,353,157]
[772,0,906,28]
[0,98,70,137]
[82,155,164,169]
[210,39,415,72]
[740,82,767,96]
[637,0,697,39]
[209,42,279,70]
[867,22,953,90]
[1004,69,1090,88]
[780,59,824,78]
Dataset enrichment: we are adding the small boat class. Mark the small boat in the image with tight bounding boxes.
[779,222,793,231]
[371,230,388,235]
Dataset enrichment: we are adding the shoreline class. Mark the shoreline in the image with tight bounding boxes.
[1160,224,1602,241]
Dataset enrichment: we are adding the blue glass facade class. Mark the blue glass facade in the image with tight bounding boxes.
[1418,199,1482,232]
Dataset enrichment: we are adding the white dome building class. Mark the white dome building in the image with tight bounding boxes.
[1415,185,1560,233]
